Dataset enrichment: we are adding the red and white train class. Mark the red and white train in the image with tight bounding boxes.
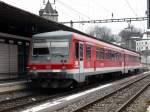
[27,30,142,88]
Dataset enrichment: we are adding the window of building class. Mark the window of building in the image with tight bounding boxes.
[9,40,14,44]
[145,42,147,45]
[18,41,22,45]
[0,39,5,43]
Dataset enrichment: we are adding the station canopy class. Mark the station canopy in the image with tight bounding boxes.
[0,1,86,38]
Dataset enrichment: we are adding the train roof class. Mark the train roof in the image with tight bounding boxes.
[33,31,72,39]
[33,30,140,56]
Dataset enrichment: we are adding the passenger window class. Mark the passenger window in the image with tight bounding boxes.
[111,52,115,61]
[96,48,100,60]
[105,50,109,59]
[100,48,104,59]
[96,48,105,60]
[75,42,79,59]
[86,45,91,60]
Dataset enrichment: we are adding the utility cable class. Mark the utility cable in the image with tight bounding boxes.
[123,0,138,17]
[57,0,91,20]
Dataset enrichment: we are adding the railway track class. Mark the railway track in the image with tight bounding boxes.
[18,72,149,112]
[74,73,150,112]
[0,72,148,112]
[0,80,112,112]
[0,88,76,112]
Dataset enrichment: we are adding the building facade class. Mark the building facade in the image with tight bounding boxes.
[136,32,150,65]
[136,39,150,51]
[39,0,58,22]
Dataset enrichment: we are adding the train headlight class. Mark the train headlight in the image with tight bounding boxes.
[26,66,30,71]
[62,66,66,70]
[26,66,30,69]
[33,67,36,70]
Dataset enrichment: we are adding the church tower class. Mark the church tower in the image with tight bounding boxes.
[39,0,58,22]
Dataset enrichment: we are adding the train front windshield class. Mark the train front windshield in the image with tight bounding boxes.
[32,39,69,63]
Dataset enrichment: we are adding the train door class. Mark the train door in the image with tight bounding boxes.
[123,53,126,74]
[79,42,84,82]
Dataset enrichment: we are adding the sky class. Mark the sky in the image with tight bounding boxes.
[0,0,147,34]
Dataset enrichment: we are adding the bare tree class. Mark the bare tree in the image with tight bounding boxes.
[119,26,143,42]
[87,26,115,42]
[119,26,143,50]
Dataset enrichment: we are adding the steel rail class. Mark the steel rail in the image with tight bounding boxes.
[74,73,150,112]
[0,81,108,112]
[0,89,76,112]
[115,81,150,112]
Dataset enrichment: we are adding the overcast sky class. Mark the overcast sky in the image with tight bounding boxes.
[1,0,147,34]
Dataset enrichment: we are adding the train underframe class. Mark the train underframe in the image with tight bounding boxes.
[27,67,141,88]
[27,71,77,88]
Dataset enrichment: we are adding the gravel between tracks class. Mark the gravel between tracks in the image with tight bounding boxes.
[121,86,150,112]
[54,72,150,112]
[0,90,32,103]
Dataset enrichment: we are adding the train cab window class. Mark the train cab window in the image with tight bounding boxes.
[75,42,79,59]
[86,45,91,60]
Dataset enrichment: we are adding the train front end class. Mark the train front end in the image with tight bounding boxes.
[27,31,75,88]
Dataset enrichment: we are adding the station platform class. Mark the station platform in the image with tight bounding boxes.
[0,79,27,93]
[0,74,27,93]
[0,73,26,82]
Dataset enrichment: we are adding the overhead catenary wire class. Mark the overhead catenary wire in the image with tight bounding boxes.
[133,0,146,31]
[123,0,138,17]
[57,0,91,20]
[92,0,112,13]
[139,0,147,14]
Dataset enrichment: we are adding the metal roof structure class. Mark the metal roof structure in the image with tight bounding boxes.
[0,1,85,38]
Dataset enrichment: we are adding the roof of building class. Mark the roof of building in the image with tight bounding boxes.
[39,0,58,16]
[45,0,54,13]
